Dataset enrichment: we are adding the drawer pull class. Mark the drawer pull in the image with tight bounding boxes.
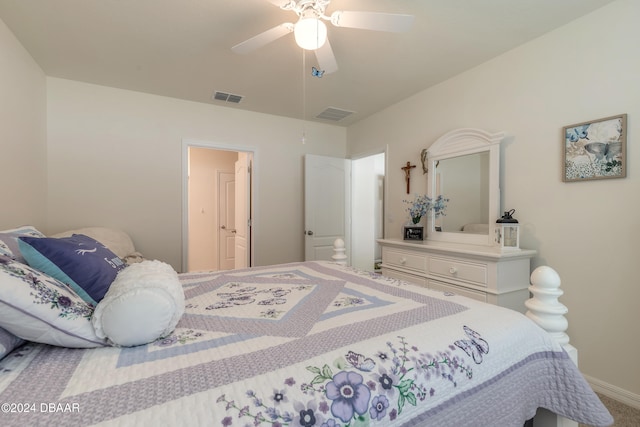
[449,266,458,274]
[400,257,407,265]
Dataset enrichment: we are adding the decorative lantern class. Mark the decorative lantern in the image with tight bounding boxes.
[495,209,520,250]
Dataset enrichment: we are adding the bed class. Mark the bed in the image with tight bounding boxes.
[0,229,612,426]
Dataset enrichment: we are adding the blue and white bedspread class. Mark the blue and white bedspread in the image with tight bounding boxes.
[0,261,612,426]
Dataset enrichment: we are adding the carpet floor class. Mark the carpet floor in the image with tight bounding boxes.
[579,393,640,427]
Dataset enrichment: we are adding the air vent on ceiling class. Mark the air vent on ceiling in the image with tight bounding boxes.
[315,107,355,122]
[212,91,243,104]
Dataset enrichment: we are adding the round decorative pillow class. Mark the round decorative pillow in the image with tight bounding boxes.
[92,260,184,347]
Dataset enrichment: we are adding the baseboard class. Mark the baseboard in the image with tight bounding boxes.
[585,374,640,410]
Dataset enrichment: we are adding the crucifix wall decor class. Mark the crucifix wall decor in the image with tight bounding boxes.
[401,161,416,194]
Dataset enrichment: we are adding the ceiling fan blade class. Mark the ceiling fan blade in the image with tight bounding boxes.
[331,11,414,32]
[264,0,295,8]
[231,23,294,54]
[314,38,338,74]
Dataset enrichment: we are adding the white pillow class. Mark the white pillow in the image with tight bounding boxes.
[0,225,46,263]
[0,256,106,348]
[92,260,184,347]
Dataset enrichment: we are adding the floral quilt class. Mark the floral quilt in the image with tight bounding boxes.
[0,261,612,427]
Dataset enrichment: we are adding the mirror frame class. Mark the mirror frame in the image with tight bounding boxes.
[426,128,505,246]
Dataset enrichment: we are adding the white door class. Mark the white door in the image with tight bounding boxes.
[304,154,351,262]
[218,171,235,271]
[234,153,251,268]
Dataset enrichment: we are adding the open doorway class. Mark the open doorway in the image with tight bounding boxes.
[303,150,385,271]
[351,151,385,272]
[182,140,254,273]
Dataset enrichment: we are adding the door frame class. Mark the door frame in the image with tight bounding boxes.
[181,138,257,272]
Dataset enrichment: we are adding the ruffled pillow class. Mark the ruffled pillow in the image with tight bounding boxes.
[0,255,106,348]
[92,260,185,347]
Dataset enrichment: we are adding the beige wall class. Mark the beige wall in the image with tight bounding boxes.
[0,17,47,230]
[348,0,639,397]
[45,78,347,271]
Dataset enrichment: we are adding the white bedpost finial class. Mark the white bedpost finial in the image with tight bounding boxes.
[331,238,347,266]
[525,266,570,346]
[526,266,579,426]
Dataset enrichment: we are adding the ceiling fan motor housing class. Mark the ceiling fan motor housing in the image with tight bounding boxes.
[294,16,327,50]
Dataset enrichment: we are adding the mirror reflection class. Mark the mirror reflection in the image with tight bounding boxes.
[435,151,490,234]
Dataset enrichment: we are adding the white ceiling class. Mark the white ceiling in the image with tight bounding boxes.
[0,0,617,126]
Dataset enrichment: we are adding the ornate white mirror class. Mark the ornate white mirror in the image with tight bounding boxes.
[425,128,505,246]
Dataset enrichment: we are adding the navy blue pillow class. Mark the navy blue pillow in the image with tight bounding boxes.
[18,234,126,305]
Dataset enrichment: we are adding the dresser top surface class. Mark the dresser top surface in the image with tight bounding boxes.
[378,239,536,261]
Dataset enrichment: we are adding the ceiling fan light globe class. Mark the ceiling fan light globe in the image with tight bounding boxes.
[294,17,327,50]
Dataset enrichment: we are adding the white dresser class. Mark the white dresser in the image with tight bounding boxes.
[378,239,536,313]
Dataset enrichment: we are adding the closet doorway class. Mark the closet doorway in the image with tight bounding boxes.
[182,140,254,273]
[304,149,385,271]
[351,151,385,271]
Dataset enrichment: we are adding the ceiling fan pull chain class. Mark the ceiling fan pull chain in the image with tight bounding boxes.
[301,49,307,144]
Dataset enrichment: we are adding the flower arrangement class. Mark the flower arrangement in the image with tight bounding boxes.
[403,194,448,224]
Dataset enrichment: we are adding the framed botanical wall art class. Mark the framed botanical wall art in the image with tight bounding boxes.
[563,114,627,182]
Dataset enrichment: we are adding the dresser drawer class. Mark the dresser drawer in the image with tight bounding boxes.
[378,239,535,311]
[429,256,487,286]
[427,279,487,302]
[381,268,427,287]
[382,248,427,272]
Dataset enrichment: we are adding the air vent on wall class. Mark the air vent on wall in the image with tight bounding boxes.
[212,91,243,104]
[315,107,355,122]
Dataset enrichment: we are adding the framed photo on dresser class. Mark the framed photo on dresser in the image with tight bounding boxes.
[403,226,424,241]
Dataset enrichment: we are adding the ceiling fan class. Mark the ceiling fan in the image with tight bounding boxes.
[231,0,414,74]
